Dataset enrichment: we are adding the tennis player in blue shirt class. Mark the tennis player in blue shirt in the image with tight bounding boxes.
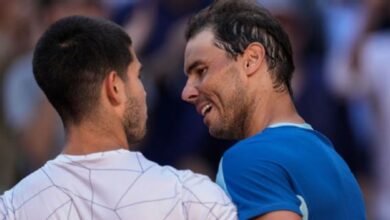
[181,0,367,219]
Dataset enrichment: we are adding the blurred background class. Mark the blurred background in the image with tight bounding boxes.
[0,0,388,219]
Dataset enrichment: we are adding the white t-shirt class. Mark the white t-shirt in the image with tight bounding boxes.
[0,149,237,220]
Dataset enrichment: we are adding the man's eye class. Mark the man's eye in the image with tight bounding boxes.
[197,67,207,76]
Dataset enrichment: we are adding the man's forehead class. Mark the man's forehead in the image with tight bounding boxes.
[185,29,215,54]
[184,30,218,66]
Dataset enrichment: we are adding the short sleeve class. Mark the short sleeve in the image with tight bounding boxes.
[219,150,302,220]
[180,170,237,220]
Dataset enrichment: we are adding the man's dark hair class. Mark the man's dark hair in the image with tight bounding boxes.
[33,16,132,126]
[185,0,295,95]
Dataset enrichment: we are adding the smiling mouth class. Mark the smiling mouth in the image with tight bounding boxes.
[201,104,212,116]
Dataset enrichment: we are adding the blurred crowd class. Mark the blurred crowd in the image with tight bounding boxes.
[0,0,388,219]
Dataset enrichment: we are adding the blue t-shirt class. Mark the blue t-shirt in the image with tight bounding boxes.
[216,124,366,220]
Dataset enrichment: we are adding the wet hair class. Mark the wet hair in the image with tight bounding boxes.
[33,16,132,126]
[185,0,295,95]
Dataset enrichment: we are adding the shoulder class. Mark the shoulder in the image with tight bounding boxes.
[144,163,237,219]
[220,126,333,185]
[176,169,229,202]
[5,167,54,203]
[0,166,67,218]
[148,165,232,205]
[137,154,226,196]
[222,127,291,162]
[224,126,330,160]
[172,169,237,220]
[130,155,237,219]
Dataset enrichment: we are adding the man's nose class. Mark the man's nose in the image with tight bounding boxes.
[181,80,199,104]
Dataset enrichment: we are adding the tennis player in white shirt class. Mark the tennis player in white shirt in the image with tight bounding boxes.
[0,15,237,220]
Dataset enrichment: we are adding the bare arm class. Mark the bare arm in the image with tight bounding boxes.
[253,211,301,220]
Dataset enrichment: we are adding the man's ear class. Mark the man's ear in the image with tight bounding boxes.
[104,71,125,106]
[242,42,266,76]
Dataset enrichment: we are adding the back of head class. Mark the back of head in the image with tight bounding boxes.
[185,0,295,95]
[33,16,132,127]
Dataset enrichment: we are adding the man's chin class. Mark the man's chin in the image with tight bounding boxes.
[209,124,244,140]
[209,127,231,140]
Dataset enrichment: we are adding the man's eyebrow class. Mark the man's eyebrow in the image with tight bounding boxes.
[185,60,203,75]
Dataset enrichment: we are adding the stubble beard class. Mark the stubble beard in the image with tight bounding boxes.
[123,96,147,145]
[208,80,248,140]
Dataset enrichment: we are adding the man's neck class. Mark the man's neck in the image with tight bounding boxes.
[244,91,304,138]
[62,122,129,155]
